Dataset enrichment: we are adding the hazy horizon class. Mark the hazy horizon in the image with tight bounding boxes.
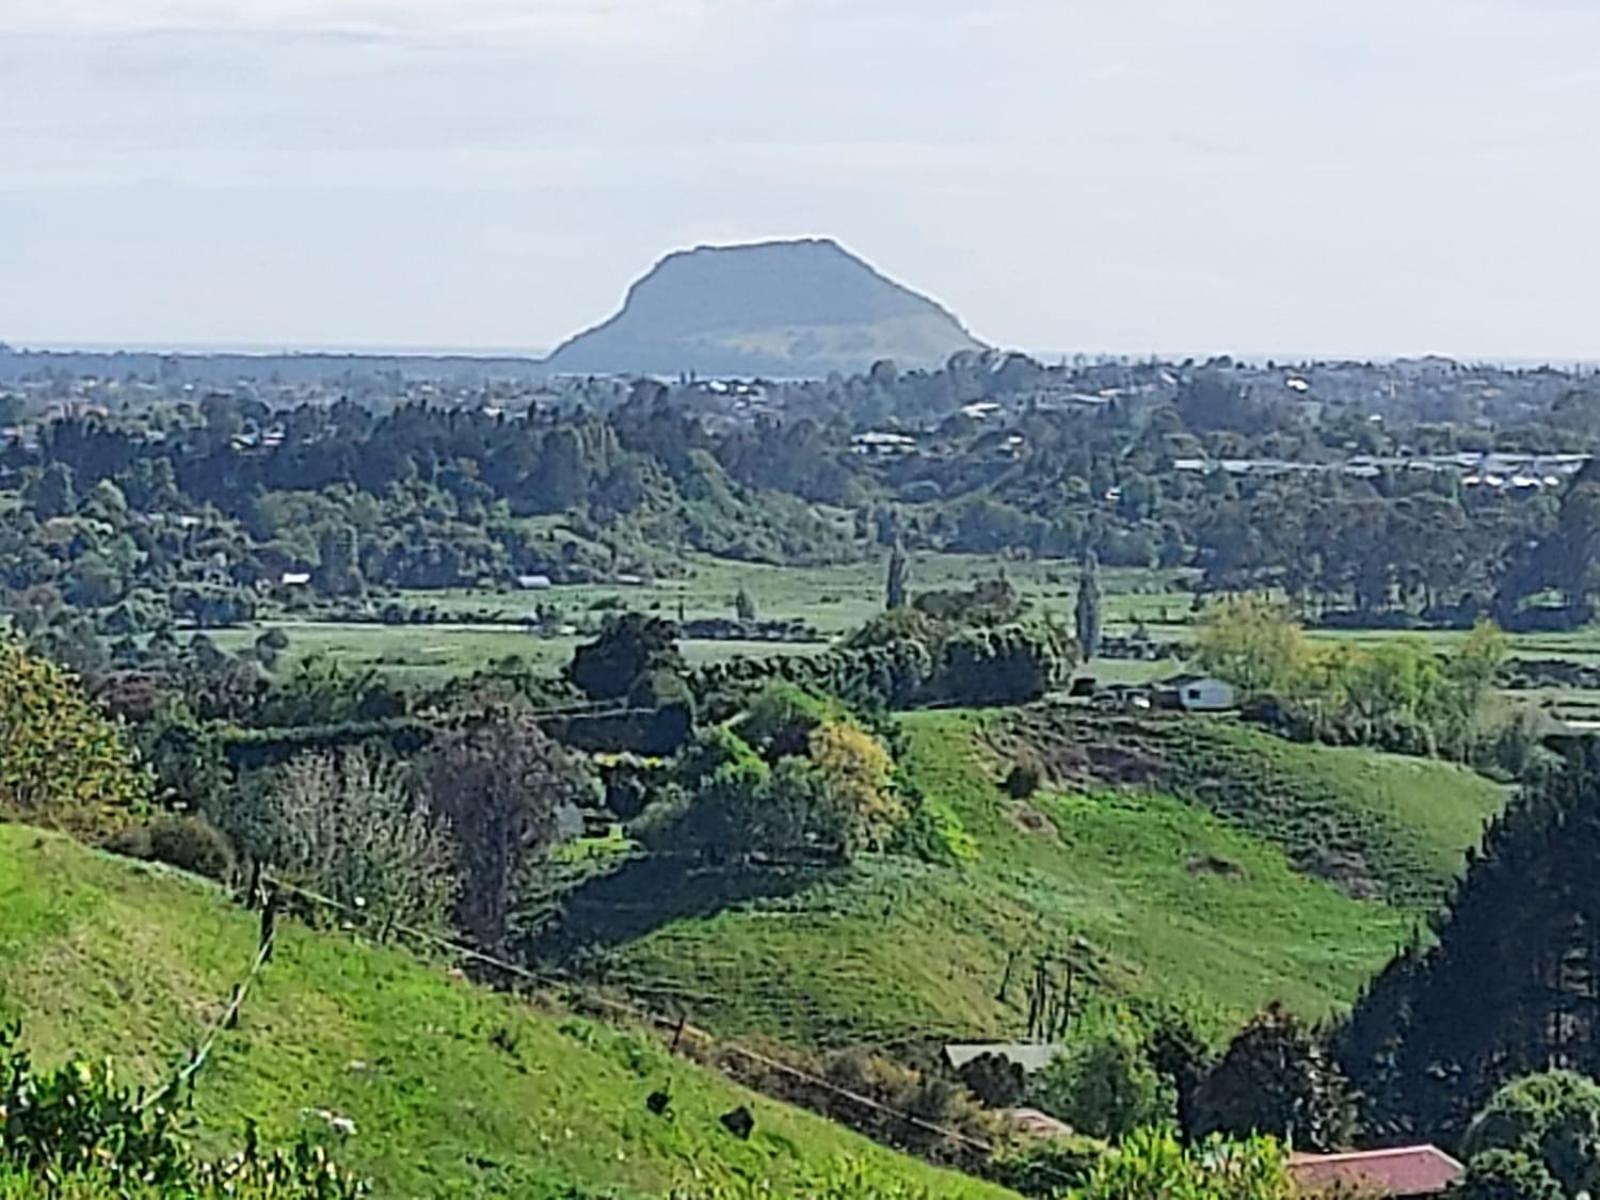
[6,1,1600,361]
[16,338,1600,376]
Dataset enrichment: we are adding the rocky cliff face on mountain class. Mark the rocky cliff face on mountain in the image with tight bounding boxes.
[542,238,985,378]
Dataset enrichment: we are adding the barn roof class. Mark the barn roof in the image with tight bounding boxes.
[1159,672,1224,688]
[942,1043,1061,1075]
[1288,1145,1463,1197]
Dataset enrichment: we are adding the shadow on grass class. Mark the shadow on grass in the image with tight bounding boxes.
[529,854,837,958]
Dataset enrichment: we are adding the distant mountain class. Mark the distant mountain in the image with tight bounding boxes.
[541,238,986,378]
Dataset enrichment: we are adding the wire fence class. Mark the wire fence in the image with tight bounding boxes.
[138,921,277,1113]
[132,870,1078,1191]
[259,874,1014,1165]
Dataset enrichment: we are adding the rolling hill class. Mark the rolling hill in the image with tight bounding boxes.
[541,238,986,378]
[0,825,1012,1199]
[538,710,1506,1048]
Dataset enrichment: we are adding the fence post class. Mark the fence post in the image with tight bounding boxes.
[260,886,278,963]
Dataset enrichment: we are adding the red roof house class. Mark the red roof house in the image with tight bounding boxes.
[1288,1146,1463,1197]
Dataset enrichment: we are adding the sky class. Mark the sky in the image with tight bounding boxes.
[3,0,1600,360]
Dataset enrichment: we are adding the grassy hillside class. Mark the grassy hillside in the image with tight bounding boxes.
[549,710,1505,1047]
[989,708,1507,909]
[0,825,1011,1200]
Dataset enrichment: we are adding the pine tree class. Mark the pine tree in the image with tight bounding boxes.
[1339,742,1600,1143]
[1075,551,1103,660]
[886,539,909,611]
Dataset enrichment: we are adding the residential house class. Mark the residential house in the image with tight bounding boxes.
[1288,1146,1462,1198]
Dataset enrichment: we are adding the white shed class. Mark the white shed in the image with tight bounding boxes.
[1159,674,1236,712]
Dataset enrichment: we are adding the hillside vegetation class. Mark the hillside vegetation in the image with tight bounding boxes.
[0,825,1012,1199]
[546,710,1506,1047]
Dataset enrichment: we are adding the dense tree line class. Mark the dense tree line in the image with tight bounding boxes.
[1340,739,1600,1143]
[5,355,1598,643]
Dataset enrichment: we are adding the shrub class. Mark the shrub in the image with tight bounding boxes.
[987,1136,1103,1198]
[0,638,153,837]
[1004,760,1042,799]
[668,1158,938,1199]
[269,746,459,934]
[1072,1129,1293,1200]
[0,1022,366,1198]
[1029,1007,1174,1141]
[957,1052,1025,1108]
[110,814,235,882]
[1460,1070,1600,1198]
[1453,1148,1565,1200]
[888,802,978,866]
[151,814,234,881]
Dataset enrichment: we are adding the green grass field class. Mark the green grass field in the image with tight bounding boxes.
[211,552,1600,725]
[405,555,1190,639]
[542,710,1503,1048]
[0,826,1012,1200]
[211,622,826,684]
[207,555,1193,683]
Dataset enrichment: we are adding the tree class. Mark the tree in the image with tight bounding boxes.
[1030,1008,1174,1140]
[886,539,909,611]
[956,1052,1025,1109]
[534,427,590,512]
[22,461,76,518]
[1191,1002,1354,1152]
[252,630,286,669]
[315,524,363,597]
[742,684,839,760]
[1075,552,1103,661]
[914,578,1022,626]
[0,638,151,837]
[267,746,457,933]
[569,613,684,701]
[657,713,902,864]
[1339,745,1600,1142]
[1446,619,1511,718]
[1193,595,1307,697]
[426,710,593,948]
[657,730,779,862]
[1459,1072,1600,1199]
[1145,1009,1214,1142]
[62,552,123,607]
[935,624,1068,705]
[807,721,903,855]
[84,477,129,523]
